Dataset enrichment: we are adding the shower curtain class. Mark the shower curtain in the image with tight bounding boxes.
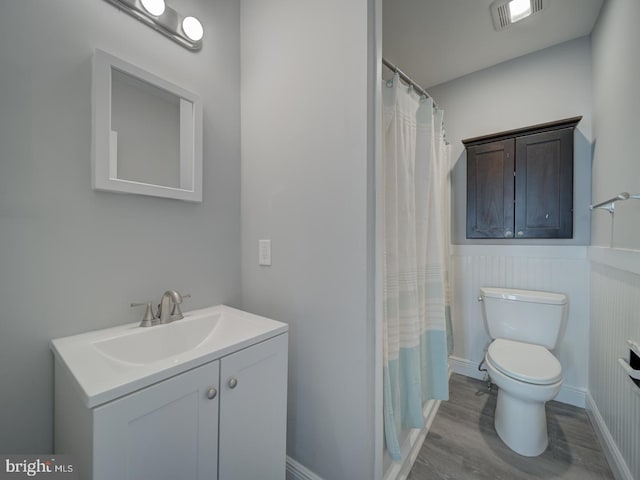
[382,74,452,461]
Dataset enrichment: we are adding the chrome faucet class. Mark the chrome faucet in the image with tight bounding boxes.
[131,290,191,327]
[157,290,190,324]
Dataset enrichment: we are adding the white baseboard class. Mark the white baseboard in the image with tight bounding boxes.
[286,456,324,480]
[449,355,485,381]
[449,355,587,408]
[554,383,587,408]
[586,392,633,480]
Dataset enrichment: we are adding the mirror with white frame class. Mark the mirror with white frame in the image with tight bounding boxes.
[92,49,203,202]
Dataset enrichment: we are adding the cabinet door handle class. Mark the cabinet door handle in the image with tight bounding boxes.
[228,377,238,389]
[206,387,217,400]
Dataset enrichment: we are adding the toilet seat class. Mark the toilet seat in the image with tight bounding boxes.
[487,339,562,385]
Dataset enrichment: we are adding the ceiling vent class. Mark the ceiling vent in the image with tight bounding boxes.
[490,0,545,31]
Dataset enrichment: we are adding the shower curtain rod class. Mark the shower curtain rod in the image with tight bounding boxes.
[382,57,448,144]
[382,57,438,107]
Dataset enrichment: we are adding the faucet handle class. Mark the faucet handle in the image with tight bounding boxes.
[176,293,191,303]
[170,293,191,319]
[131,302,156,327]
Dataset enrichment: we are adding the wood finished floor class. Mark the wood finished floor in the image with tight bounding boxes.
[408,374,614,480]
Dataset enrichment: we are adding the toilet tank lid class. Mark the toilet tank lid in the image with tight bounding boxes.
[480,287,567,305]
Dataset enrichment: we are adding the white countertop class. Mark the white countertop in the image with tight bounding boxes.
[51,305,288,408]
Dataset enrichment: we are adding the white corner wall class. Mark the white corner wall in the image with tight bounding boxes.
[589,1,640,478]
[240,0,375,479]
[427,38,594,406]
[0,0,241,453]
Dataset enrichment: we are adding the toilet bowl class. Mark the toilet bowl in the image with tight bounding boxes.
[485,338,563,456]
[479,287,568,457]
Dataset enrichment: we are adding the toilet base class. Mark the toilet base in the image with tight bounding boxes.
[485,353,562,457]
[494,388,548,457]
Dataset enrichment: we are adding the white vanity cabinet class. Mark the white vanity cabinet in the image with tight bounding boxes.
[93,360,220,480]
[219,334,288,479]
[54,328,288,480]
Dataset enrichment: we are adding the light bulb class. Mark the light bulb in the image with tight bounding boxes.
[182,16,204,42]
[140,0,165,16]
[508,0,531,23]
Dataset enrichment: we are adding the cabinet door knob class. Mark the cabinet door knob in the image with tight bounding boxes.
[517,230,524,237]
[505,230,513,238]
[228,377,238,389]
[206,387,217,400]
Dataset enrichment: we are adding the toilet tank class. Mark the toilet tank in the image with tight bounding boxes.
[480,287,568,349]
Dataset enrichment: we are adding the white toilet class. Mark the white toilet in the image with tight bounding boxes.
[479,287,568,457]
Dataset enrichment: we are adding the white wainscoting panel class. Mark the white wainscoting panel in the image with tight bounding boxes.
[589,249,640,480]
[450,246,590,406]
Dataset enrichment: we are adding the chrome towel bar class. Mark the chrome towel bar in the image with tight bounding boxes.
[590,192,640,213]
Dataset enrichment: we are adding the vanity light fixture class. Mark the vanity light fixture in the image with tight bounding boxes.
[104,0,204,50]
[490,0,544,30]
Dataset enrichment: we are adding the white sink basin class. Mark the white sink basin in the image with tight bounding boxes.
[51,305,288,408]
[92,314,220,365]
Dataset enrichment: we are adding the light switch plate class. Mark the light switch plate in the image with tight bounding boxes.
[259,239,271,266]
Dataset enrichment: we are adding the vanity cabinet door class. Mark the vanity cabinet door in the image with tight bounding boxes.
[218,333,288,480]
[93,360,220,480]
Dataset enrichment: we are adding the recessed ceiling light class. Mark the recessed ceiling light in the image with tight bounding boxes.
[490,0,543,31]
[508,0,532,23]
[140,0,165,16]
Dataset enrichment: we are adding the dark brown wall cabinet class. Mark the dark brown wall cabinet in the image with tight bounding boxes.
[463,117,581,239]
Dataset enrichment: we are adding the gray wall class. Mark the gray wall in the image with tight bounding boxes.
[0,0,241,453]
[429,37,593,246]
[589,1,640,478]
[240,0,376,478]
[591,0,640,249]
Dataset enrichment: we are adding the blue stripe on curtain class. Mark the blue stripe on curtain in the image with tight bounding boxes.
[383,330,449,460]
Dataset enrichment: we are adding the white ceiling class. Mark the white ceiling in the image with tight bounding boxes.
[383,0,604,89]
